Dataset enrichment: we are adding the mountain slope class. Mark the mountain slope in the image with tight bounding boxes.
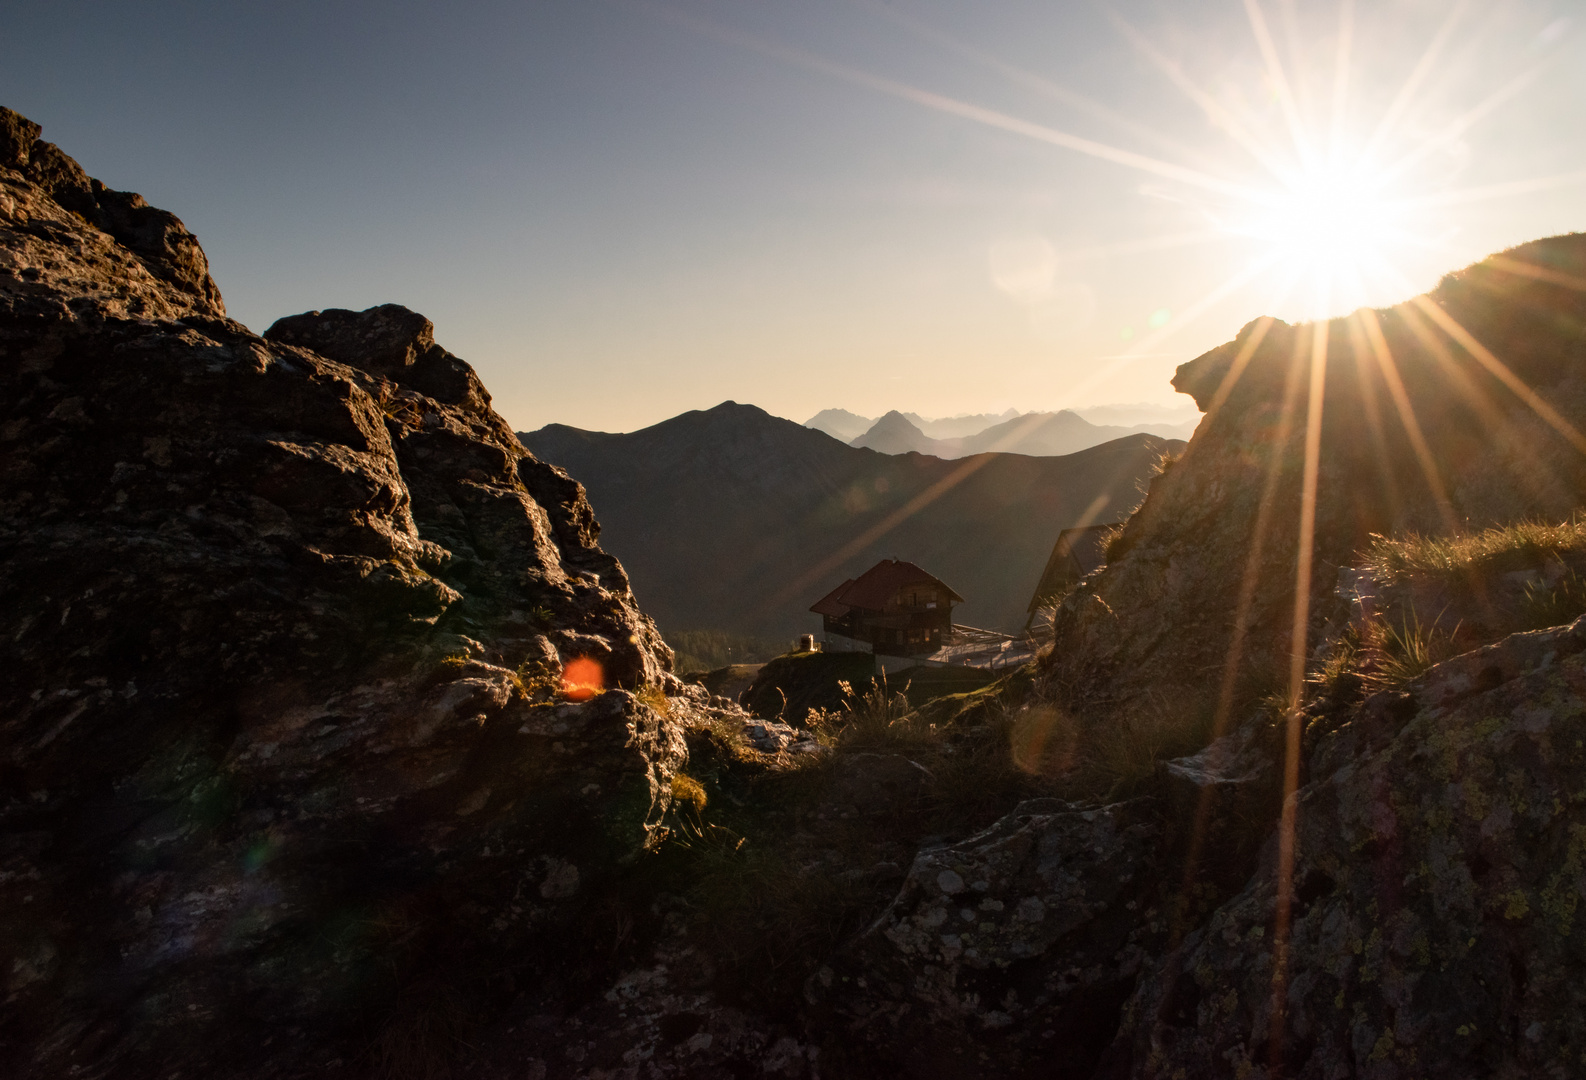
[522,402,1181,636]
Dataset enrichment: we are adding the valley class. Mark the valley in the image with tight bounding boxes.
[521,404,1180,639]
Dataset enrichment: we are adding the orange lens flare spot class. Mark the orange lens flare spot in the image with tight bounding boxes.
[560,657,604,702]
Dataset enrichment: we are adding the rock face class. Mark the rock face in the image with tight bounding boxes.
[1111,617,1586,1079]
[0,106,682,1075]
[812,800,1165,1078]
[1047,235,1586,731]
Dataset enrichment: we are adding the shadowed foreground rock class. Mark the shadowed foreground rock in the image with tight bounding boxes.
[0,106,683,1076]
[1110,619,1586,1079]
[811,799,1164,1078]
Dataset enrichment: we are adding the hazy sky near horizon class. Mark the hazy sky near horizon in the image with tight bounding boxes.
[4,1,1583,432]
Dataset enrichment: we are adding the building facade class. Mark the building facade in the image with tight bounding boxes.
[809,559,964,657]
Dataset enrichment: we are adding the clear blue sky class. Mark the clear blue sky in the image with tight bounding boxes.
[5,1,1583,431]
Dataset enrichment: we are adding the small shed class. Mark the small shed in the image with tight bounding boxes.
[1025,522,1120,624]
[810,559,964,657]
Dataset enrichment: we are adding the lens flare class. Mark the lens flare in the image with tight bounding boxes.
[560,657,605,701]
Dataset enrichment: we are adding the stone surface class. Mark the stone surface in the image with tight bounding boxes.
[1110,617,1586,1079]
[1046,236,1586,733]
[742,718,821,755]
[0,107,682,1076]
[811,799,1163,1078]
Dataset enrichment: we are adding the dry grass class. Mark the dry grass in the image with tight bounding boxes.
[670,772,708,815]
[1300,607,1467,714]
[634,682,673,718]
[1522,570,1586,630]
[1363,516,1586,582]
[1363,610,1464,691]
[814,676,942,751]
[372,982,470,1080]
[1101,521,1131,562]
[511,657,560,702]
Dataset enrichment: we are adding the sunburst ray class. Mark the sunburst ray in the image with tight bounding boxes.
[1410,295,1586,456]
[1242,0,1316,169]
[857,0,1216,170]
[1106,10,1296,183]
[1269,315,1331,1068]
[1052,253,1283,408]
[1353,308,1461,535]
[1179,321,1304,930]
[1361,0,1471,162]
[1345,314,1408,514]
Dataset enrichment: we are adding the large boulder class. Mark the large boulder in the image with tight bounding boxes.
[0,106,683,1076]
[810,799,1163,1078]
[1109,617,1586,1078]
[1045,234,1586,733]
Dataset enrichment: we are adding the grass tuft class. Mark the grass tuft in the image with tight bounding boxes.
[815,676,941,751]
[511,658,560,702]
[1363,516,1586,582]
[1363,609,1463,691]
[634,682,672,718]
[1522,570,1586,631]
[670,773,708,816]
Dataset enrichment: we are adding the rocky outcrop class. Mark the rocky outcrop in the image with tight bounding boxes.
[0,107,224,319]
[1110,617,1586,1079]
[811,799,1165,1078]
[0,106,682,1076]
[1047,234,1586,730]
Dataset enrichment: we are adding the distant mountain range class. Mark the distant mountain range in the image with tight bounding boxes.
[806,403,1199,456]
[806,407,1026,442]
[520,402,1184,638]
[846,409,1199,458]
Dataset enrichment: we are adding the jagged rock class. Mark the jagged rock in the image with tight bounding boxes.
[810,798,1163,1078]
[743,719,820,755]
[468,912,822,1079]
[1046,235,1586,732]
[0,107,682,1076]
[1155,720,1282,895]
[1109,617,1586,1078]
[0,106,224,319]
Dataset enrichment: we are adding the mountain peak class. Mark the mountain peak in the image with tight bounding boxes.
[850,410,936,454]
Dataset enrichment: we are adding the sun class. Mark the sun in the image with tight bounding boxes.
[1233,157,1406,314]
[1253,170,1391,267]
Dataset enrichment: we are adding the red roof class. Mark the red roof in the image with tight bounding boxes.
[809,559,964,615]
[810,579,854,618]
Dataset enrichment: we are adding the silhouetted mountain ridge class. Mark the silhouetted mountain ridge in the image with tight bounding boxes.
[522,401,1182,636]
